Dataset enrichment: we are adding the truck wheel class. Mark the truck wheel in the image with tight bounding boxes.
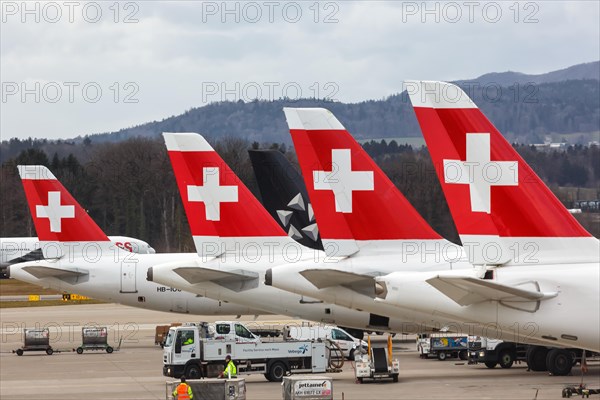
[569,351,578,366]
[185,364,202,379]
[76,347,84,354]
[392,375,399,383]
[526,346,548,371]
[499,351,514,369]
[16,349,23,356]
[106,346,114,354]
[484,362,497,369]
[46,348,53,355]
[458,350,468,360]
[547,349,573,376]
[268,361,286,382]
[437,352,447,361]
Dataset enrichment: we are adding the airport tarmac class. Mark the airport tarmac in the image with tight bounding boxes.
[1,303,598,399]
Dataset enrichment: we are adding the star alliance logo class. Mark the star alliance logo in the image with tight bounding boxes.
[276,192,319,242]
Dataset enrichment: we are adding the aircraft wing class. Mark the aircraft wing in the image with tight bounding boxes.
[173,266,259,292]
[426,275,558,306]
[300,269,381,297]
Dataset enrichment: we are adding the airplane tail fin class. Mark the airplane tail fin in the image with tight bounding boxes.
[283,108,448,257]
[18,165,111,259]
[163,133,294,259]
[406,80,599,264]
[248,149,323,251]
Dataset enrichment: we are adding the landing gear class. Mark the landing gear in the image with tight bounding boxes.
[526,346,548,372]
[547,348,573,376]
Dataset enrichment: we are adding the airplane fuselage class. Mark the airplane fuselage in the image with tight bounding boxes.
[149,246,464,333]
[1,236,155,267]
[378,262,600,352]
[9,252,262,316]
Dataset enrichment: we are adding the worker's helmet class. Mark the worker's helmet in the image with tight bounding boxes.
[225,355,231,361]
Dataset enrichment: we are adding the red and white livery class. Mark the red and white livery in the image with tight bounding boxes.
[376,81,599,354]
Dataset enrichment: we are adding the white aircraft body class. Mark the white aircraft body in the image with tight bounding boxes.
[376,81,599,356]
[7,166,262,316]
[264,108,484,333]
[146,133,450,333]
[1,235,154,268]
[266,106,599,374]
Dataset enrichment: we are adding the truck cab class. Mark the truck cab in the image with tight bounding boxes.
[211,321,260,343]
[285,324,367,360]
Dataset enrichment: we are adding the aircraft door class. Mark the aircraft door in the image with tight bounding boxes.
[120,261,137,293]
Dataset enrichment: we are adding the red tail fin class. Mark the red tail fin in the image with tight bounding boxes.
[163,133,289,256]
[18,166,109,243]
[284,108,443,256]
[407,80,598,264]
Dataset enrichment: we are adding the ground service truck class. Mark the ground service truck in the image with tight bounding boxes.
[163,321,334,382]
[469,338,528,369]
[417,333,470,361]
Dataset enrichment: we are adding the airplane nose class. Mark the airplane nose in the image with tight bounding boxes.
[146,267,153,282]
[264,268,272,286]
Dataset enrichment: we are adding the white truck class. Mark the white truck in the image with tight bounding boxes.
[284,324,368,360]
[162,321,333,382]
[468,338,527,369]
[417,333,470,361]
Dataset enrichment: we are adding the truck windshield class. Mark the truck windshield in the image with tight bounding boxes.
[332,329,352,341]
[164,331,174,347]
[235,324,255,339]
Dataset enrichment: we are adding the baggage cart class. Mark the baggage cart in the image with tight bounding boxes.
[13,328,53,356]
[75,327,119,354]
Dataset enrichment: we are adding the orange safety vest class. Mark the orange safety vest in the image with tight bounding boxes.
[174,383,192,400]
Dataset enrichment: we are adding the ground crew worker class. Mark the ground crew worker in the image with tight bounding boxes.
[182,333,194,345]
[172,376,193,400]
[218,355,237,378]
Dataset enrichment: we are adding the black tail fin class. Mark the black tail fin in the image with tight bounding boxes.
[248,150,323,250]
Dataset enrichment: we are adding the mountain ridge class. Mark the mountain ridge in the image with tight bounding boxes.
[2,62,598,159]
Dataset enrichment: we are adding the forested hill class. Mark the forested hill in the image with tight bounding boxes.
[456,60,600,86]
[85,78,599,145]
[1,62,599,163]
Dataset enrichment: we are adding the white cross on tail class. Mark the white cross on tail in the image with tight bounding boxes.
[313,149,374,213]
[187,167,238,221]
[36,191,75,232]
[443,133,518,214]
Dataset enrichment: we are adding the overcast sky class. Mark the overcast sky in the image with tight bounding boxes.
[1,1,599,140]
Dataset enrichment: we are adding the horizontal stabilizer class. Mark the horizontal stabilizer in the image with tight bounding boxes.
[6,249,45,265]
[426,275,558,306]
[174,266,259,292]
[300,269,380,297]
[22,265,88,282]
